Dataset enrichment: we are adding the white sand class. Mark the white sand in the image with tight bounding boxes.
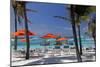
[12,58,43,66]
[11,49,95,66]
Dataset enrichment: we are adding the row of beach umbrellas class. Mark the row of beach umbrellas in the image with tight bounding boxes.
[12,29,68,42]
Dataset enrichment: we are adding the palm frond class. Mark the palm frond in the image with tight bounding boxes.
[17,15,23,24]
[11,0,17,8]
[17,15,32,24]
[16,2,25,17]
[26,9,38,12]
[88,20,96,36]
[54,16,71,21]
[81,16,90,21]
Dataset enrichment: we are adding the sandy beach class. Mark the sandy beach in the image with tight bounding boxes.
[11,48,96,66]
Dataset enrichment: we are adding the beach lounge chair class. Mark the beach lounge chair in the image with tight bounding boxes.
[46,49,54,57]
[55,46,60,49]
[53,46,61,56]
[29,49,45,58]
[69,46,77,55]
[63,46,70,55]
[13,50,26,58]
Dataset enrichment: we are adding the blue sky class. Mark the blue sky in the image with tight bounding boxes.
[11,2,96,37]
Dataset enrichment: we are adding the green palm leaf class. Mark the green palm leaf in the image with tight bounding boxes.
[53,16,71,21]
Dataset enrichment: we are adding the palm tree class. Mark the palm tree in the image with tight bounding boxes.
[12,0,37,51]
[88,17,96,45]
[75,5,95,55]
[15,1,30,59]
[87,17,96,60]
[18,1,38,59]
[54,5,96,56]
[54,5,82,62]
[74,6,90,55]
[70,5,82,62]
[11,1,34,59]
[74,5,96,55]
[23,2,30,59]
[11,0,17,50]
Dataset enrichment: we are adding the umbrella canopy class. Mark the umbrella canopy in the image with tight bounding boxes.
[41,33,57,39]
[12,29,37,36]
[47,38,56,42]
[20,38,34,42]
[56,37,68,41]
[20,39,27,42]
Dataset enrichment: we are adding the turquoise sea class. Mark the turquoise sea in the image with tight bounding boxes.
[11,37,95,50]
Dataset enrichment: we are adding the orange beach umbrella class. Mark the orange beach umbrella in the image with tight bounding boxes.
[20,39,27,42]
[12,29,37,36]
[41,33,57,39]
[56,37,68,41]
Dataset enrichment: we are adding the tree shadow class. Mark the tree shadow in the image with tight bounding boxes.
[24,55,77,65]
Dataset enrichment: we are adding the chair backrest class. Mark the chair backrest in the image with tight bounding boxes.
[55,46,60,49]
[64,46,69,48]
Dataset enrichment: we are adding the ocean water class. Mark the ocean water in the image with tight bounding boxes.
[11,37,95,50]
[68,38,95,48]
[11,38,56,50]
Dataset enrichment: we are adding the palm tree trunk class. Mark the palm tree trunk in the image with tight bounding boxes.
[70,5,82,62]
[92,31,96,45]
[77,16,83,55]
[92,35,96,48]
[92,31,96,60]
[93,36,96,45]
[13,7,17,50]
[77,25,83,55]
[23,2,30,59]
[76,15,83,55]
